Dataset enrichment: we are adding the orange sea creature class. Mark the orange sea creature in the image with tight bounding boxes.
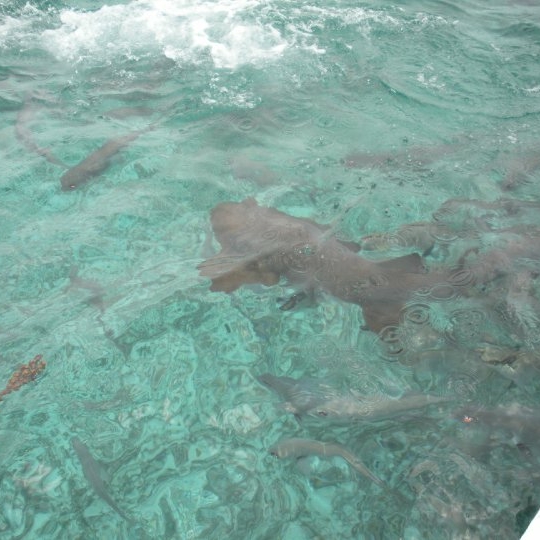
[0,354,46,402]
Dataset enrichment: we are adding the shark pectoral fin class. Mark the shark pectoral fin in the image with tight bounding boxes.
[209,271,247,292]
[197,251,236,276]
[198,252,251,281]
[278,290,308,311]
[209,267,279,292]
[376,252,426,274]
[199,249,280,292]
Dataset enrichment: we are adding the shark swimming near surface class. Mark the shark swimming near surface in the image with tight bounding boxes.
[258,373,449,422]
[269,437,385,487]
[198,198,452,332]
[341,141,455,171]
[71,437,131,522]
[60,127,152,191]
[14,96,154,191]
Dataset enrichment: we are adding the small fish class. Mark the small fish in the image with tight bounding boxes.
[278,291,307,311]
[61,126,152,191]
[71,437,130,521]
[269,437,385,487]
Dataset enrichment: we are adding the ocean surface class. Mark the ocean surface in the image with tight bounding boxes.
[1,0,540,538]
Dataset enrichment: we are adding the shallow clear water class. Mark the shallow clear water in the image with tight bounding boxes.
[1,0,540,538]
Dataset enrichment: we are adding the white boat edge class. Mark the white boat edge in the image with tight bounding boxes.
[521,508,540,540]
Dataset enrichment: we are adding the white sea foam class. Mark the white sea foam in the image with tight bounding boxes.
[39,0,288,69]
[1,0,404,71]
[295,5,399,30]
[0,4,48,50]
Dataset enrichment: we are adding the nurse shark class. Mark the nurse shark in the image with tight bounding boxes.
[15,97,154,191]
[269,437,385,487]
[198,198,451,332]
[60,126,152,191]
[258,373,448,422]
[71,437,131,522]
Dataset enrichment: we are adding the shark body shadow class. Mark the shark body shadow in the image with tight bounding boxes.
[198,198,451,332]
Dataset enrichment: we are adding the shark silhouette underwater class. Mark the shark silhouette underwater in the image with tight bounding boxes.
[198,198,453,332]
[59,127,151,191]
[15,96,155,191]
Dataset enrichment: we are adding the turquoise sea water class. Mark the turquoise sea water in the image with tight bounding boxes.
[1,0,540,538]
